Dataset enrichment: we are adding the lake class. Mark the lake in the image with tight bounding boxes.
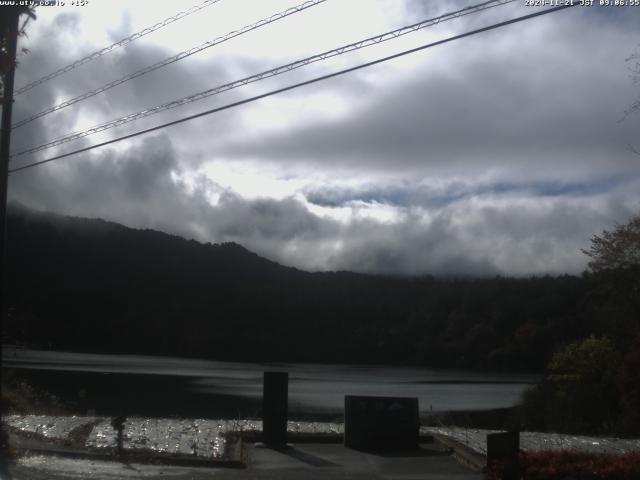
[2,346,539,419]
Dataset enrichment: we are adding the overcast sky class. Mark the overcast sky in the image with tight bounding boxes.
[6,0,640,276]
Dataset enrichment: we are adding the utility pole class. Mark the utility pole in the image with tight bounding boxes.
[0,7,21,470]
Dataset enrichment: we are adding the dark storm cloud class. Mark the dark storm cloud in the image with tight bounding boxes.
[212,7,639,181]
[209,192,335,241]
[9,131,639,276]
[10,11,238,166]
[8,135,204,234]
[8,134,331,270]
[327,193,637,276]
[11,13,85,154]
[403,0,515,27]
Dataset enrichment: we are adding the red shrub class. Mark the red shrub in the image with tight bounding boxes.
[486,450,640,480]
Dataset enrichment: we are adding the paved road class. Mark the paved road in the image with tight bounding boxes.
[7,442,483,479]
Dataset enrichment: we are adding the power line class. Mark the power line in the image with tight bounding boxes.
[12,0,512,153]
[9,3,578,174]
[12,0,515,158]
[14,0,223,96]
[12,0,327,129]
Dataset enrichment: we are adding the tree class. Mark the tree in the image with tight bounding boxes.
[581,216,640,435]
[581,214,640,341]
[582,214,640,273]
[547,336,622,433]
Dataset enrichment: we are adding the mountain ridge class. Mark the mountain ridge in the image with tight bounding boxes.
[3,203,607,372]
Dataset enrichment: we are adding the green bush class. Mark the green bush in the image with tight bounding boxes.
[547,336,621,432]
[519,336,623,433]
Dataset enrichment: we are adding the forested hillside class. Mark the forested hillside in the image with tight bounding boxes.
[4,204,634,372]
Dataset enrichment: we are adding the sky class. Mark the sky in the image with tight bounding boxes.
[5,0,640,276]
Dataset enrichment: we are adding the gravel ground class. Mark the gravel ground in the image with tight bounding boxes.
[425,426,640,455]
[3,415,343,460]
[5,414,640,461]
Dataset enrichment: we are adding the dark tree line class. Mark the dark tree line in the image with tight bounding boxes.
[3,204,635,373]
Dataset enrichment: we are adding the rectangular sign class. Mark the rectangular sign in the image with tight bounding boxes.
[344,395,419,451]
[486,431,520,463]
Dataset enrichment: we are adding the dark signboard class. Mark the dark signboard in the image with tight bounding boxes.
[487,431,520,480]
[344,395,419,451]
[486,431,520,464]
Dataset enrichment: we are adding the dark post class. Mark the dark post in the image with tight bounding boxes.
[0,8,20,346]
[0,8,21,469]
[486,431,520,480]
[111,415,127,456]
[262,371,288,447]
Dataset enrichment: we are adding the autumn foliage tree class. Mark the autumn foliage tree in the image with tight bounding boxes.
[582,213,640,338]
[583,214,640,432]
[586,211,640,305]
[521,214,640,434]
[583,213,640,273]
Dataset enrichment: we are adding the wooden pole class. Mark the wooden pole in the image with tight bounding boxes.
[0,7,21,469]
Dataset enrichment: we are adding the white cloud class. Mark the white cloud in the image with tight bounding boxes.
[7,1,640,276]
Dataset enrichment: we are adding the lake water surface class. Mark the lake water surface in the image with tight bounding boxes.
[3,346,539,419]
